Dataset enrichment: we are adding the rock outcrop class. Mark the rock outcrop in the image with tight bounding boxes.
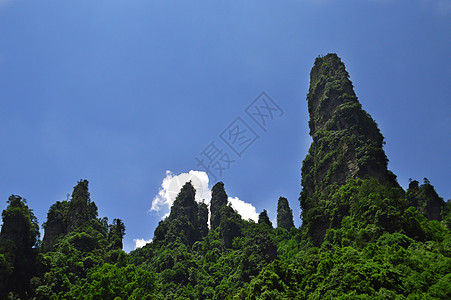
[276,197,294,230]
[42,201,68,248]
[300,54,399,245]
[210,182,228,230]
[43,180,99,250]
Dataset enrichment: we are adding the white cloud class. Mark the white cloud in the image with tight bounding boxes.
[228,197,258,222]
[150,170,212,218]
[134,238,152,249]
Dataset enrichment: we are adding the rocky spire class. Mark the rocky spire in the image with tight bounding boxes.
[277,197,294,230]
[258,210,272,227]
[210,182,228,230]
[0,195,39,298]
[300,54,399,245]
[153,182,208,246]
[43,180,98,249]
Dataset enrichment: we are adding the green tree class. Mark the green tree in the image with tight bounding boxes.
[74,262,157,299]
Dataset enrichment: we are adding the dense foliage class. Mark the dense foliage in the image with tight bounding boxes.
[0,54,449,299]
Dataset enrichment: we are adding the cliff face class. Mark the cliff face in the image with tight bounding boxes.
[300,54,399,245]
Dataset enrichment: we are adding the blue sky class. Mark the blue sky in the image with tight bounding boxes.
[1,0,450,252]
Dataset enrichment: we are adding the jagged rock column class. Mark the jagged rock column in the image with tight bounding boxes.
[300,54,399,245]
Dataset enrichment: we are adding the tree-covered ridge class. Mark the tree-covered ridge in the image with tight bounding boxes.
[0,54,450,299]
